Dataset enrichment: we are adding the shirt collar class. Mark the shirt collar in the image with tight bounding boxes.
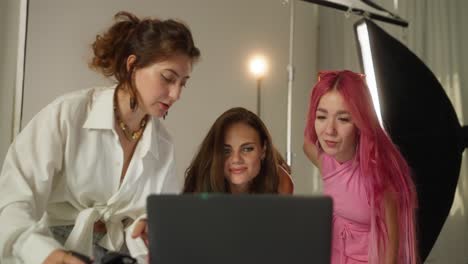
[82,86,162,160]
[138,117,161,160]
[82,87,115,130]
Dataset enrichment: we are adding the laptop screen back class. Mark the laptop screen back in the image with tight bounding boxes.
[146,194,332,264]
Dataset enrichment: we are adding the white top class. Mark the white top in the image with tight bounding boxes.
[0,86,181,263]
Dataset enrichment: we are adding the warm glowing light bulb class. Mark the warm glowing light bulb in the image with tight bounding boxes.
[249,55,268,79]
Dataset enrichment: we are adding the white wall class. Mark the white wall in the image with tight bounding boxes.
[457,2,468,126]
[290,0,322,194]
[0,0,22,164]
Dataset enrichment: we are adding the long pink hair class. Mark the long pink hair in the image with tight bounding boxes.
[304,70,418,263]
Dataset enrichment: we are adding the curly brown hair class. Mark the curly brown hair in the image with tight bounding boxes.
[89,11,200,92]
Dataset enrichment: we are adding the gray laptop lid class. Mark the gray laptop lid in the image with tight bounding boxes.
[146,194,332,264]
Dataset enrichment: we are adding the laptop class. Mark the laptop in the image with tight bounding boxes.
[146,194,332,264]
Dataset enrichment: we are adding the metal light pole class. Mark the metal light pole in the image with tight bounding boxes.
[256,78,262,116]
[249,55,267,117]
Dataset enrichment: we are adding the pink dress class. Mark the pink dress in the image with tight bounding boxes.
[321,153,370,264]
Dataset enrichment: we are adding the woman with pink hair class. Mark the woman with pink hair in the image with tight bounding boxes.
[303,70,418,263]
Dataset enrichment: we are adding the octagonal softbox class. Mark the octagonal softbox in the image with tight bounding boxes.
[355,18,466,261]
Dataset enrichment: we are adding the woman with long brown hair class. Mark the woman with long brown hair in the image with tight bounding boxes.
[183,107,293,194]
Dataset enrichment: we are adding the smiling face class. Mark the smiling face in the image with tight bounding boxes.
[132,53,192,118]
[223,122,265,193]
[315,90,358,162]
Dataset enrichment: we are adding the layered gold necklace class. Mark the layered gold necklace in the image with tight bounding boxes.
[114,92,149,141]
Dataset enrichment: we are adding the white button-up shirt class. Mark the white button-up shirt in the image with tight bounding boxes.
[0,86,182,263]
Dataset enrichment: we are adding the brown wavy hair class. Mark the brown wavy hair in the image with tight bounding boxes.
[183,107,281,193]
[89,11,200,91]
